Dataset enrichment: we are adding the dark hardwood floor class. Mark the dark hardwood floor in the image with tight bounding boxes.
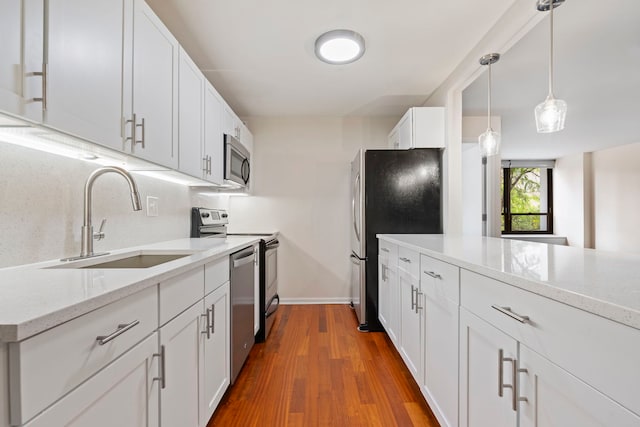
[208,304,440,427]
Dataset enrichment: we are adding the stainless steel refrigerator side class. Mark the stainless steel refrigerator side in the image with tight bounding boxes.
[350,150,366,328]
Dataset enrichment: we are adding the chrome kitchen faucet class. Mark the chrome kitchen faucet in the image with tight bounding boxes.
[62,166,142,261]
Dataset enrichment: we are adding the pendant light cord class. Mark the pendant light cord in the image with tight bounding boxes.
[548,2,555,97]
[487,63,492,130]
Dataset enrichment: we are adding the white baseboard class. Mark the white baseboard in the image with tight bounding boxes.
[279,297,352,305]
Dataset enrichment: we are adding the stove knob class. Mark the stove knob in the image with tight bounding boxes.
[221,213,228,218]
[201,212,210,218]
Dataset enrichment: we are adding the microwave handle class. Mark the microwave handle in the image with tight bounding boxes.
[241,158,250,184]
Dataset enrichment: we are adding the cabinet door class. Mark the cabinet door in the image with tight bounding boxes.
[0,0,24,117]
[423,291,458,427]
[519,345,640,427]
[203,83,224,185]
[23,333,159,427]
[388,129,399,149]
[160,302,202,427]
[200,282,230,426]
[128,0,178,168]
[378,256,399,346]
[178,48,204,179]
[460,308,517,427]
[397,112,412,149]
[46,0,125,149]
[398,269,422,381]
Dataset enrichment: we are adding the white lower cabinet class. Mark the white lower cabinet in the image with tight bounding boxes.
[23,333,159,427]
[159,302,202,427]
[460,309,518,427]
[398,249,422,382]
[420,255,459,427]
[378,241,398,346]
[199,282,230,426]
[519,345,639,427]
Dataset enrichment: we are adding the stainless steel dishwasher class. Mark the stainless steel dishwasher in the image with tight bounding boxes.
[230,246,255,383]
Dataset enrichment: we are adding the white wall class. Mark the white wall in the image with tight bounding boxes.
[592,142,640,253]
[554,153,588,247]
[461,142,482,235]
[0,142,191,268]
[226,116,397,303]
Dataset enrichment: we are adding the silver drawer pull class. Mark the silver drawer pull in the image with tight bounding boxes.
[96,320,140,345]
[399,257,411,263]
[201,309,212,339]
[380,247,389,253]
[153,345,166,389]
[423,270,442,279]
[492,305,530,324]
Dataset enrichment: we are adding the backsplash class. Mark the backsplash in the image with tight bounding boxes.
[0,142,193,268]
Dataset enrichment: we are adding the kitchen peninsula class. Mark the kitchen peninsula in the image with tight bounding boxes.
[377,234,640,427]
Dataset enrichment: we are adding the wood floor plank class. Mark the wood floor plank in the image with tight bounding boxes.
[208,304,440,427]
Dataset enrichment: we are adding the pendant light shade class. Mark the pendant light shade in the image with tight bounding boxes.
[478,53,501,157]
[535,0,567,133]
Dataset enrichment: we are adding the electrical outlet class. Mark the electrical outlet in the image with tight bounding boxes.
[146,196,159,217]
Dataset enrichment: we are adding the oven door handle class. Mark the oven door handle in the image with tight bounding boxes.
[266,295,280,318]
[233,253,255,268]
[266,241,280,250]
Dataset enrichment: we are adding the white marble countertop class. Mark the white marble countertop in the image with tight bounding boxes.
[0,236,261,342]
[378,234,640,330]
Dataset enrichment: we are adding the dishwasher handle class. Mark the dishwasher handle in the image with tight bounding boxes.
[233,253,255,268]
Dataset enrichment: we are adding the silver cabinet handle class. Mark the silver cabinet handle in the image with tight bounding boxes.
[512,358,528,411]
[202,156,208,174]
[207,156,212,175]
[380,247,389,253]
[410,285,416,310]
[201,309,211,339]
[124,113,137,149]
[135,118,145,148]
[153,345,166,389]
[399,257,411,263]
[210,304,215,335]
[492,305,530,324]
[31,63,48,110]
[423,270,442,279]
[96,320,140,345]
[498,349,514,398]
[381,264,387,282]
[415,291,423,313]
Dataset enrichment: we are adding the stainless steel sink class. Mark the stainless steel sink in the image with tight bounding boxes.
[48,250,197,269]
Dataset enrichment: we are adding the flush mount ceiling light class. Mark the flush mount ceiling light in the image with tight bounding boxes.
[314,29,365,65]
[535,0,567,133]
[478,53,501,157]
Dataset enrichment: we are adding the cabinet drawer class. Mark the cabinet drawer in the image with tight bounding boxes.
[460,269,640,416]
[420,255,459,304]
[205,256,229,295]
[398,247,419,278]
[9,286,157,425]
[160,266,204,326]
[378,241,398,272]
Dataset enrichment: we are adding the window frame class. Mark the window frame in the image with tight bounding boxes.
[502,167,554,234]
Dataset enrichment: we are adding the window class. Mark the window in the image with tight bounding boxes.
[501,166,553,234]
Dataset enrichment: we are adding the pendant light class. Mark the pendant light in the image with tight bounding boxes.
[478,53,501,157]
[534,0,567,133]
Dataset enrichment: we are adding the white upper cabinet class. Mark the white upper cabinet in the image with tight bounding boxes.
[203,83,224,185]
[178,47,205,178]
[123,0,179,168]
[0,1,26,118]
[44,0,126,149]
[388,107,445,149]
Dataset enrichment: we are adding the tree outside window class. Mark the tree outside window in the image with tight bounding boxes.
[501,167,553,234]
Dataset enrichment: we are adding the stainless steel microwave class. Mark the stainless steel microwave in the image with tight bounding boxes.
[224,134,250,187]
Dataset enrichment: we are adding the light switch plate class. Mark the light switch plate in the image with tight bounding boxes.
[146,196,159,217]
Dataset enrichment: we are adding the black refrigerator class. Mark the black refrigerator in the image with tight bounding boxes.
[350,148,442,331]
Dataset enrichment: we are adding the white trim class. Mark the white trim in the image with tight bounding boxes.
[279,297,352,305]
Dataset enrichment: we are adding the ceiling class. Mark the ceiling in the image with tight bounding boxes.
[145,0,516,117]
[462,0,640,160]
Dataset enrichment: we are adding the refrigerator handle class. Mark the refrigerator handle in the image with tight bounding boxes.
[352,173,361,243]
